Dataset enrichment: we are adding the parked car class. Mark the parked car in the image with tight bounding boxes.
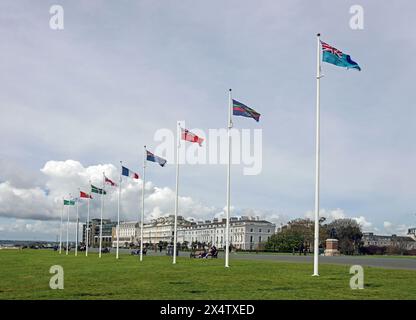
[101,247,110,253]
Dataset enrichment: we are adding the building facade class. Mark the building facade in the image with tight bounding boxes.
[362,232,416,250]
[82,218,117,247]
[178,216,276,250]
[111,221,139,248]
[110,215,191,246]
[106,215,275,250]
[140,215,190,244]
[407,228,416,241]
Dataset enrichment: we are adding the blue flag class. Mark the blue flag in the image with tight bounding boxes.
[146,150,167,167]
[321,41,361,71]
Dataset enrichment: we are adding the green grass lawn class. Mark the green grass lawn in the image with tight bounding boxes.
[0,249,415,300]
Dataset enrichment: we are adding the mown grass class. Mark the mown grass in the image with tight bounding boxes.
[0,250,415,300]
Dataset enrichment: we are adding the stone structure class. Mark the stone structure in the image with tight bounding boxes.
[324,238,340,256]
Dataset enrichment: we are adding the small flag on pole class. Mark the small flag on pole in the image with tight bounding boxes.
[63,199,76,205]
[80,191,92,199]
[146,150,167,167]
[321,41,361,71]
[181,128,204,146]
[104,175,117,187]
[122,166,140,179]
[91,184,106,195]
[232,99,260,122]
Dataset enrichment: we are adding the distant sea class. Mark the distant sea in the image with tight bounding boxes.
[0,239,61,246]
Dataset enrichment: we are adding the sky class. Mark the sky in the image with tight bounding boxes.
[0,0,415,240]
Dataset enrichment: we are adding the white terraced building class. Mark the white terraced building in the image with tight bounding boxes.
[141,215,190,244]
[178,216,276,250]
[112,215,190,246]
[111,221,139,248]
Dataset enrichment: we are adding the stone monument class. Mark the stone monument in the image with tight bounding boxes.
[324,228,340,256]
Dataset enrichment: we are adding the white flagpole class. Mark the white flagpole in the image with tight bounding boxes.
[173,122,180,264]
[86,181,91,257]
[140,146,146,262]
[59,197,64,254]
[75,191,79,256]
[99,173,104,258]
[225,89,233,268]
[313,33,322,276]
[66,193,71,255]
[116,161,122,260]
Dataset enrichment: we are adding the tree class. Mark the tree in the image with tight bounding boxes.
[324,219,363,255]
[265,231,303,252]
[266,218,329,253]
[389,236,410,255]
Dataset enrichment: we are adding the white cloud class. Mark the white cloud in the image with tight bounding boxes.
[0,160,225,223]
[352,216,373,229]
[383,221,409,236]
[305,208,346,221]
[384,221,393,229]
[0,181,54,220]
[0,159,289,239]
[304,209,377,233]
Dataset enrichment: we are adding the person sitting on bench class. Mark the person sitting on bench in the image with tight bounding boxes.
[206,245,217,258]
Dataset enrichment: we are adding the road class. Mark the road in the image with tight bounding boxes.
[230,252,416,270]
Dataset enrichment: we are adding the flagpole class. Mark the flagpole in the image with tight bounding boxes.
[140,146,146,262]
[86,180,91,257]
[66,193,71,255]
[59,197,64,254]
[116,161,122,260]
[313,33,322,276]
[225,89,233,268]
[75,190,79,256]
[173,122,180,264]
[99,173,104,258]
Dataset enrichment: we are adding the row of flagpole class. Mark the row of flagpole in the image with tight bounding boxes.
[56,34,360,275]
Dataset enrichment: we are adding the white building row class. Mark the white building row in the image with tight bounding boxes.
[178,217,275,250]
[111,215,275,250]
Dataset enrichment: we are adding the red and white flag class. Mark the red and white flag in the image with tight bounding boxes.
[80,191,92,199]
[104,175,117,187]
[181,128,204,146]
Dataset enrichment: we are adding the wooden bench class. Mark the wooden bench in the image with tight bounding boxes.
[190,250,206,258]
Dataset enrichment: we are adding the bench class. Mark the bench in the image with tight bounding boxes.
[190,250,218,258]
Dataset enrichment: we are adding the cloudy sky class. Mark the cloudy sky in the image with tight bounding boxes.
[0,0,415,240]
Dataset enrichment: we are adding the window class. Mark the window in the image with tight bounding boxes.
[250,236,253,243]
[259,236,262,242]
[250,228,253,232]
[259,229,262,233]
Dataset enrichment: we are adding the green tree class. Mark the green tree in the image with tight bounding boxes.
[324,219,363,255]
[266,218,329,253]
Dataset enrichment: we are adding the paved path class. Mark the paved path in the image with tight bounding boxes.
[229,253,416,270]
[87,248,416,270]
